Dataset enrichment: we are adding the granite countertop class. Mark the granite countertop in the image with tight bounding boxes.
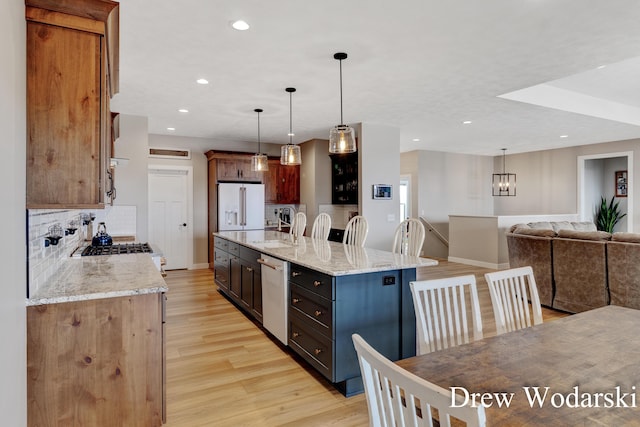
[214,230,438,276]
[27,253,168,306]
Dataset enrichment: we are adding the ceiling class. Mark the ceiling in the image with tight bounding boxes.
[110,0,640,156]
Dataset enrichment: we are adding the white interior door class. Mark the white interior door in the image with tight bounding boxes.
[148,167,193,270]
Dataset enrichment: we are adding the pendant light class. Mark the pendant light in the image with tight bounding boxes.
[250,108,269,172]
[280,87,301,165]
[492,148,516,196]
[329,52,357,154]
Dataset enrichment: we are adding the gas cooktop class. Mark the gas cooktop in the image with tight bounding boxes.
[81,242,153,256]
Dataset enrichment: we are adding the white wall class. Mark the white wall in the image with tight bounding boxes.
[0,0,27,423]
[401,150,494,259]
[493,139,640,232]
[359,123,401,250]
[300,139,332,224]
[114,115,150,241]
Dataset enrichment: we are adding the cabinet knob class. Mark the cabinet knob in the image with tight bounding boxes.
[246,266,253,272]
[314,310,322,317]
[313,280,321,287]
[292,298,302,304]
[314,348,322,356]
[293,332,300,338]
[292,271,302,277]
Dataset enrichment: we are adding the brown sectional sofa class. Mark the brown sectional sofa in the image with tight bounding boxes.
[506,221,640,313]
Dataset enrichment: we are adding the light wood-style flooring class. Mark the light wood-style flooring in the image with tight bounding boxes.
[163,260,568,427]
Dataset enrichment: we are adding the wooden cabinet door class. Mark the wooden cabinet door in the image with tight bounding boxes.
[240,261,254,310]
[252,267,263,320]
[278,164,300,204]
[217,158,261,182]
[229,256,241,299]
[263,159,280,203]
[217,158,241,181]
[27,21,103,207]
[237,158,260,182]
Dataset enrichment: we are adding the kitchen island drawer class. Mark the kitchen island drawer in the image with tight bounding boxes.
[289,264,333,300]
[214,237,229,251]
[289,311,333,380]
[290,283,332,333]
[228,241,240,256]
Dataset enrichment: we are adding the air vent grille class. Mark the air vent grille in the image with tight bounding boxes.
[149,148,191,159]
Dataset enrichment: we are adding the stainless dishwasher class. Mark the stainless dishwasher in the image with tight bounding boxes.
[258,254,289,345]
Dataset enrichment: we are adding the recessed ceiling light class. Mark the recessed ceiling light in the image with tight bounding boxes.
[560,135,569,138]
[231,20,250,31]
[597,65,606,69]
[178,109,189,113]
[463,120,472,124]
[412,138,420,142]
[196,78,209,85]
[167,127,175,131]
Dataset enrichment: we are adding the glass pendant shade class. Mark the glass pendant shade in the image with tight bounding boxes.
[251,108,268,172]
[492,149,516,196]
[329,124,357,154]
[251,153,269,171]
[329,52,357,154]
[280,144,301,165]
[281,87,301,166]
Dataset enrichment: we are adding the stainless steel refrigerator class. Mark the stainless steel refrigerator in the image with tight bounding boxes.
[218,183,265,231]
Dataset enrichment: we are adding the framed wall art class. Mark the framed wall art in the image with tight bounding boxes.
[615,170,628,197]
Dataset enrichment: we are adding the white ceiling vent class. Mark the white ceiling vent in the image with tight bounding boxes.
[149,147,191,160]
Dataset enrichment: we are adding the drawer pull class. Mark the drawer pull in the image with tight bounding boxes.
[313,280,322,287]
[292,298,302,304]
[314,310,322,317]
[314,348,322,355]
[293,332,301,338]
[292,271,302,277]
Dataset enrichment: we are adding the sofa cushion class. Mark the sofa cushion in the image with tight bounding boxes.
[611,232,640,243]
[551,221,574,232]
[509,223,528,233]
[557,229,611,241]
[527,221,553,230]
[571,221,597,231]
[513,228,556,237]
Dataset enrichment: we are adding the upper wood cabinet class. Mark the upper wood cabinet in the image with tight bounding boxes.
[264,159,300,204]
[25,0,119,208]
[216,157,261,182]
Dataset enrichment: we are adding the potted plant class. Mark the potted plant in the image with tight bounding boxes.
[595,196,627,233]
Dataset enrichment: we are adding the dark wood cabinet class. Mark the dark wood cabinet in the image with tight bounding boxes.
[217,157,261,182]
[26,0,119,208]
[264,159,300,204]
[330,153,358,204]
[214,237,262,323]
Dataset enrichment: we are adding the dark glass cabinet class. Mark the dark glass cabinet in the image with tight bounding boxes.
[330,153,358,204]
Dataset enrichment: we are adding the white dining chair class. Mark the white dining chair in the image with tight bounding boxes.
[352,333,487,427]
[484,266,543,335]
[343,215,368,247]
[290,212,306,238]
[410,275,483,355]
[392,218,425,256]
[311,212,331,240]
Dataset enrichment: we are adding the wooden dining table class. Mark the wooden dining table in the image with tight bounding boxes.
[396,305,640,426]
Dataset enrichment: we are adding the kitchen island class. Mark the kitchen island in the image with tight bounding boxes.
[214,230,438,396]
[26,254,167,427]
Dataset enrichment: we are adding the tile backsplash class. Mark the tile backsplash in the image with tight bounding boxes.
[26,205,139,298]
[27,209,85,297]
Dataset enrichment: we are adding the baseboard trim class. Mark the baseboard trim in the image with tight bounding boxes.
[447,257,509,270]
[190,263,210,270]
